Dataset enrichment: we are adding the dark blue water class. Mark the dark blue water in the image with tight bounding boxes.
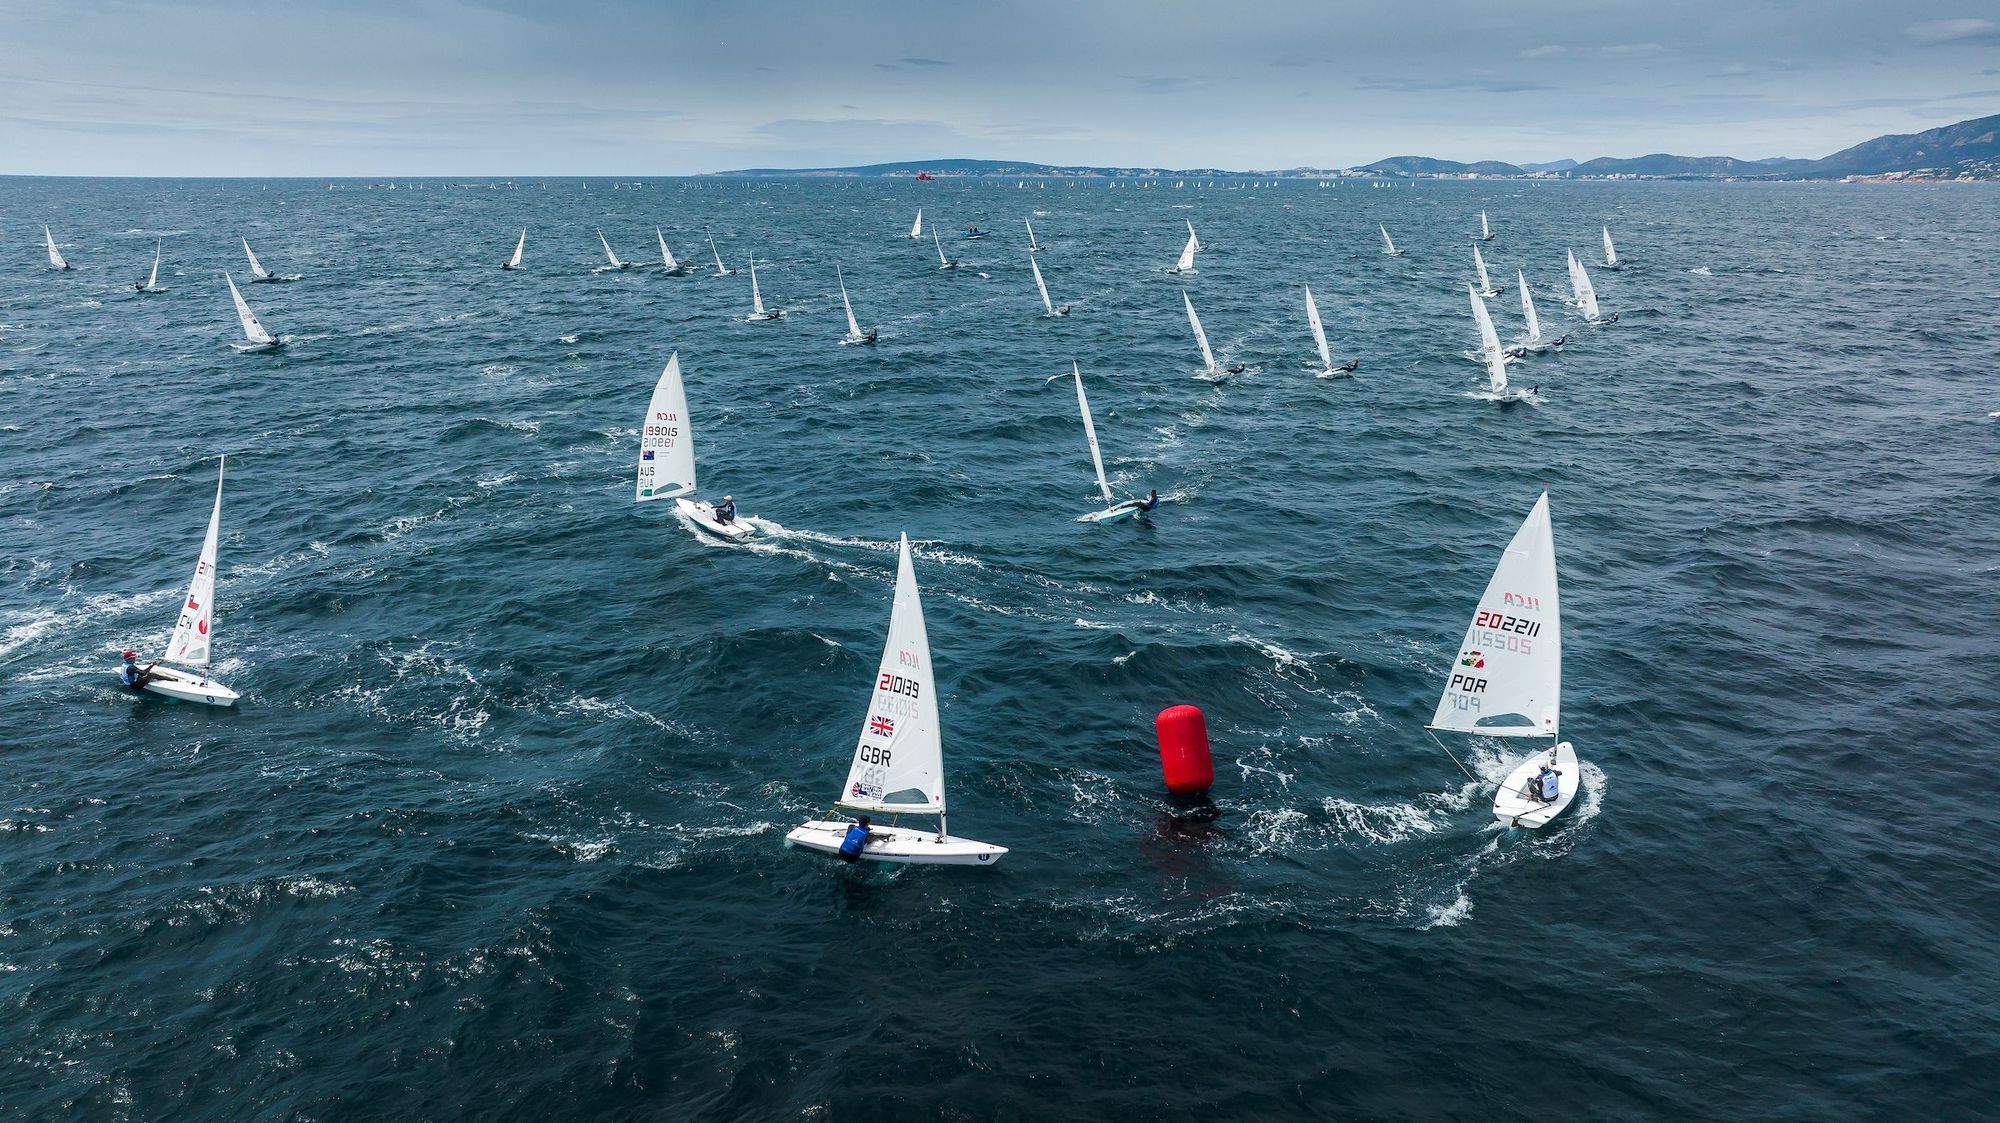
[3,176,1997,1120]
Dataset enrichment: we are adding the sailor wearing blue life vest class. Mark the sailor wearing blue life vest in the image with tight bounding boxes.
[838,815,874,862]
[715,496,737,525]
[1534,764,1560,802]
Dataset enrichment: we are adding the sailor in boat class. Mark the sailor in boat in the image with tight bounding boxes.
[119,651,158,691]
[1527,762,1561,803]
[1224,362,1247,376]
[1547,334,1571,350]
[1135,489,1161,515]
[1601,312,1619,324]
[1055,302,1071,317]
[1333,358,1360,374]
[1503,344,1528,361]
[837,815,875,862]
[859,327,879,344]
[714,496,737,525]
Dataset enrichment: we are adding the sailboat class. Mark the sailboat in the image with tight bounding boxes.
[1167,220,1198,275]
[1025,216,1043,253]
[656,228,690,275]
[907,209,923,240]
[785,533,1008,866]
[1427,491,1575,829]
[225,273,282,350]
[1183,290,1235,381]
[241,238,297,282]
[1304,284,1356,377]
[705,228,738,276]
[931,227,964,270]
[502,228,526,270]
[1467,285,1525,399]
[135,238,166,293]
[1601,226,1622,269]
[745,255,783,320]
[1566,249,1611,324]
[597,230,637,270]
[1072,364,1153,523]
[1379,224,1406,257]
[1516,271,1549,350]
[837,265,877,344]
[44,226,72,270]
[1472,243,1505,297]
[1030,254,1068,317]
[119,456,241,706]
[635,353,754,540]
[1479,210,1494,242]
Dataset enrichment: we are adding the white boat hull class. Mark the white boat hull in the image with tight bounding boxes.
[785,819,1007,866]
[674,498,754,540]
[1492,741,1578,828]
[1078,499,1150,523]
[120,665,240,707]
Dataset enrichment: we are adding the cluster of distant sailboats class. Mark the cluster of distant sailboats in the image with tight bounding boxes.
[40,197,1631,861]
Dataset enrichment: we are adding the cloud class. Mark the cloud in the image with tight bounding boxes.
[874,57,951,70]
[1126,76,1195,94]
[1904,19,2000,45]
[1359,76,1554,94]
[1520,43,1668,60]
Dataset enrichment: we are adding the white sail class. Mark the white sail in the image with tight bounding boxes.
[146,239,161,289]
[1519,272,1542,342]
[1470,285,1507,393]
[749,256,766,315]
[910,209,923,239]
[1025,217,1040,251]
[243,238,271,280]
[1473,244,1493,292]
[636,353,695,502]
[598,230,622,268]
[508,228,526,268]
[1481,210,1492,240]
[838,533,946,816]
[1173,224,1198,273]
[1430,491,1561,737]
[1602,226,1619,267]
[1074,363,1112,503]
[1305,284,1332,369]
[1380,225,1398,254]
[164,457,225,669]
[839,265,863,339]
[1183,290,1216,371]
[1568,249,1602,321]
[656,228,678,270]
[708,230,728,272]
[932,227,950,266]
[44,226,67,269]
[1030,254,1054,315]
[225,273,276,345]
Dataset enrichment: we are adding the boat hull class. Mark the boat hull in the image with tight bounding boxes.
[674,498,754,540]
[1079,500,1147,524]
[120,665,240,707]
[785,819,1007,866]
[1492,741,1578,828]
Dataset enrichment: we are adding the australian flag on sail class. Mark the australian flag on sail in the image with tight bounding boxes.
[642,450,655,461]
[869,715,894,737]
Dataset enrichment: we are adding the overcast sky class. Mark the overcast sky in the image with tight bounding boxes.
[3,0,1996,176]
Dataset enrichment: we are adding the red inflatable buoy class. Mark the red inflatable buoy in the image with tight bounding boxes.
[1155,705,1214,795]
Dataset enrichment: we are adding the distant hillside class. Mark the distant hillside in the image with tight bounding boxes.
[704,110,2000,180]
[1806,112,2000,176]
[1362,156,1526,177]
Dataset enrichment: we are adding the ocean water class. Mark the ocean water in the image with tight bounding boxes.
[2,175,1997,1120]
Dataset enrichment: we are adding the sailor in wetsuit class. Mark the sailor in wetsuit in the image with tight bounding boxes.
[714,496,736,524]
[1134,489,1160,514]
[837,815,875,862]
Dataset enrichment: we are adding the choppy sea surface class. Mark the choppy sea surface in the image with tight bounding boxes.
[2,175,1997,1120]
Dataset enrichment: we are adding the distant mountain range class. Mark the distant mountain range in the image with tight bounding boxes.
[708,112,2000,181]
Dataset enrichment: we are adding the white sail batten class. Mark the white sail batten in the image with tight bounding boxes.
[636,353,696,502]
[1184,291,1216,371]
[1430,491,1561,737]
[1031,254,1054,314]
[1305,284,1332,369]
[226,273,275,345]
[1470,285,1507,393]
[164,457,225,669]
[1074,363,1112,503]
[838,534,946,815]
[243,238,270,279]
